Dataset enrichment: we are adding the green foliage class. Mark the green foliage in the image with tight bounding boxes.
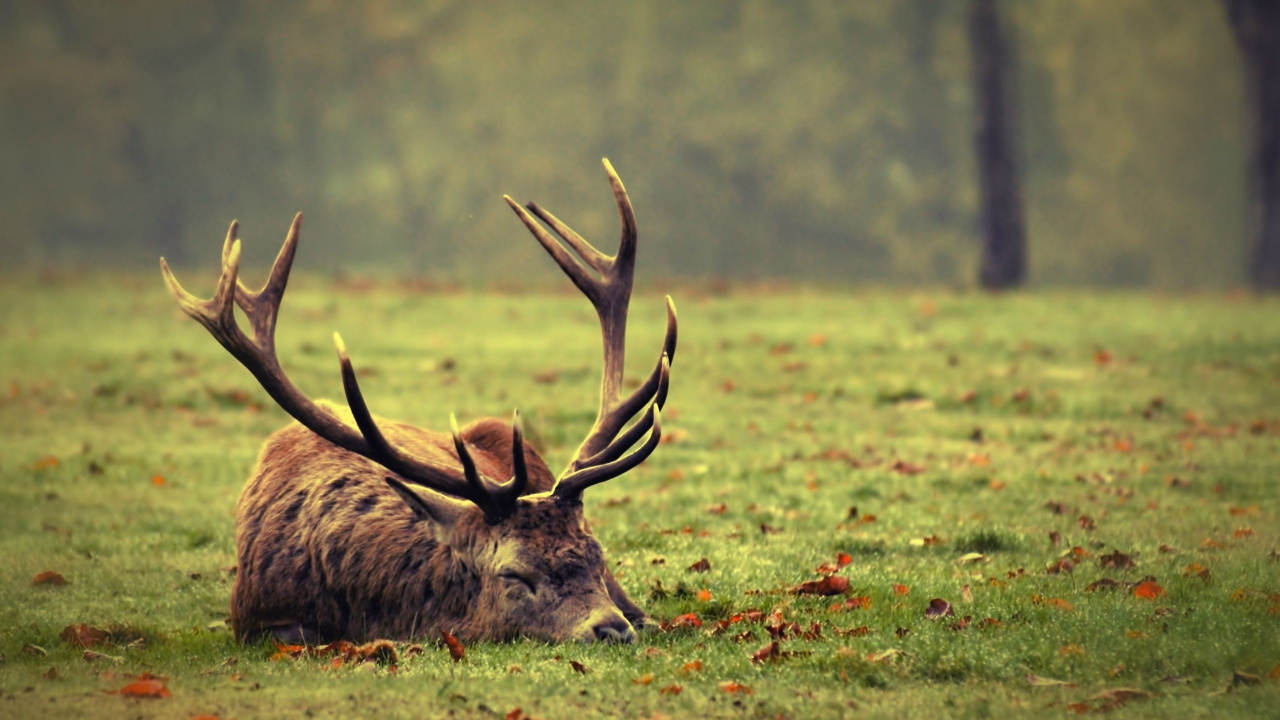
[1,278,1279,718]
[0,0,1251,286]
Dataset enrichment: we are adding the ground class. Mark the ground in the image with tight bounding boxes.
[1,274,1277,719]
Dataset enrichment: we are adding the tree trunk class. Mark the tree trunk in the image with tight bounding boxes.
[968,0,1026,290]
[1224,0,1280,289]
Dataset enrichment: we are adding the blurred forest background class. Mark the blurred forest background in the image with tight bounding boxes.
[0,0,1255,287]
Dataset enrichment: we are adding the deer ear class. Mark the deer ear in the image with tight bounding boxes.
[384,477,473,527]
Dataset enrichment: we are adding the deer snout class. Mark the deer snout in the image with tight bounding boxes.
[582,610,635,643]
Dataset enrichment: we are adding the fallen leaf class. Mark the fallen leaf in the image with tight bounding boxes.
[688,557,711,573]
[440,628,465,662]
[151,475,166,486]
[891,584,910,596]
[866,648,906,663]
[632,673,654,685]
[696,589,712,602]
[82,650,123,663]
[569,660,588,675]
[1026,674,1076,687]
[659,684,683,695]
[1133,581,1166,600]
[791,576,850,596]
[22,643,48,656]
[961,585,974,604]
[829,596,871,612]
[1078,515,1096,531]
[705,503,727,515]
[663,613,702,631]
[32,571,67,586]
[1099,551,1135,570]
[1058,644,1085,656]
[718,681,753,694]
[43,666,57,680]
[958,552,986,564]
[1031,594,1074,611]
[60,624,109,648]
[1234,527,1254,538]
[32,456,60,470]
[680,659,704,674]
[1229,505,1260,517]
[925,598,954,619]
[112,678,171,699]
[890,460,926,475]
[1233,671,1261,686]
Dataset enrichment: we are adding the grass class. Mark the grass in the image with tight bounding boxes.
[1,274,1279,718]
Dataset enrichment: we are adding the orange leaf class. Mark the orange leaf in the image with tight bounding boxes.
[719,681,753,694]
[791,576,850,596]
[32,456,60,470]
[440,628,464,662]
[892,584,910,596]
[664,613,702,630]
[1234,527,1254,538]
[696,590,712,602]
[807,334,828,348]
[680,659,704,674]
[1133,581,1165,600]
[836,552,853,567]
[1269,664,1280,680]
[1229,505,1260,516]
[659,684,683,695]
[151,475,166,486]
[632,673,654,685]
[112,679,170,699]
[32,571,67,586]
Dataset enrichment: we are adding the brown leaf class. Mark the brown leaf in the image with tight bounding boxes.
[924,598,954,619]
[569,660,588,675]
[791,575,850,596]
[440,628,465,662]
[687,557,711,573]
[1099,551,1136,570]
[705,503,727,515]
[32,571,67,586]
[60,624,109,648]
[659,684,683,695]
[890,460,926,475]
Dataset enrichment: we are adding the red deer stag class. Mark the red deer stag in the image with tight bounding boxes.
[160,160,675,644]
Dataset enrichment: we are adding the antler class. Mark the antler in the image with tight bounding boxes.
[160,215,528,523]
[504,160,677,502]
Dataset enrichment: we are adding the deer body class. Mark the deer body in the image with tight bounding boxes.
[164,161,675,644]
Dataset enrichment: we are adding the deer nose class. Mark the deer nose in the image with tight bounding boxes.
[591,614,636,643]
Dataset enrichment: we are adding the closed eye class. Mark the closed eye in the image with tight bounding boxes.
[499,571,536,595]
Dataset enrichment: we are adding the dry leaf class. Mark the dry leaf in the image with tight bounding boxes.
[1025,674,1076,687]
[925,598,954,619]
[32,571,67,586]
[60,624,109,648]
[688,558,711,573]
[440,628,465,662]
[112,678,171,699]
[1133,581,1165,600]
[791,575,850,596]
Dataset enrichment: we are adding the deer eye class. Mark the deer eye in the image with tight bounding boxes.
[499,571,536,595]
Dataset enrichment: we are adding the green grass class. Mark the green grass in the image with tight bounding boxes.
[1,275,1279,718]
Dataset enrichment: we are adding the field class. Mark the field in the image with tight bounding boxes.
[1,274,1278,719]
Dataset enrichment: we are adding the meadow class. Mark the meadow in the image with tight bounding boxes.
[1,274,1278,719]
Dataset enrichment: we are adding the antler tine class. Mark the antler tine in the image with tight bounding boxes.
[233,213,302,346]
[553,406,662,502]
[568,296,677,472]
[506,159,672,494]
[450,414,501,521]
[164,217,511,518]
[508,409,530,501]
[333,332,494,506]
[578,354,669,470]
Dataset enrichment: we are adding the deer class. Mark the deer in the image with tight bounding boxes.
[159,160,676,645]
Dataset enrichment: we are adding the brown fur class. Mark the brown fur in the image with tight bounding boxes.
[230,403,643,643]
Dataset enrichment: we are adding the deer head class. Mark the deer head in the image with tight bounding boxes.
[160,160,676,643]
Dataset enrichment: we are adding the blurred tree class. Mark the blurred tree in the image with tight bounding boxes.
[968,0,1025,289]
[1224,0,1280,289]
